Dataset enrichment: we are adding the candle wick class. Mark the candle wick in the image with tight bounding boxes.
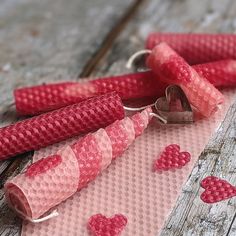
[126,49,151,69]
[14,206,59,223]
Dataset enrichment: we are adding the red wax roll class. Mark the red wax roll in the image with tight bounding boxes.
[146,33,236,64]
[193,59,236,88]
[14,59,236,116]
[0,92,124,160]
[14,72,164,116]
[5,108,152,220]
[146,42,224,117]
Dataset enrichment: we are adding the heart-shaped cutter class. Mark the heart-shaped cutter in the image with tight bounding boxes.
[153,85,193,124]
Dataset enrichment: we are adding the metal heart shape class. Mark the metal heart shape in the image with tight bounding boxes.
[154,85,193,124]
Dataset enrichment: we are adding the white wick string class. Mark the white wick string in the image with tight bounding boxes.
[123,105,167,124]
[150,112,167,124]
[14,207,59,223]
[123,104,155,111]
[126,49,151,69]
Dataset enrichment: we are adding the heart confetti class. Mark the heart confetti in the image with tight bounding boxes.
[88,214,127,236]
[154,144,191,171]
[200,176,236,203]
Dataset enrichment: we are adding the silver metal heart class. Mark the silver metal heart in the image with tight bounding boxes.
[154,85,193,124]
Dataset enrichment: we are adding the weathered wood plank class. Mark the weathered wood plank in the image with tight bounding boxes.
[89,0,236,235]
[0,189,22,236]
[0,0,141,235]
[227,211,236,236]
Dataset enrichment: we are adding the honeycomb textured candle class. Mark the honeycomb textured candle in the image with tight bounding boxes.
[0,92,124,160]
[14,72,162,116]
[14,60,236,116]
[193,60,236,88]
[146,42,224,117]
[4,108,152,219]
[146,33,236,64]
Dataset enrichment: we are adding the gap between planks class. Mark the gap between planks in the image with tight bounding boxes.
[79,0,146,77]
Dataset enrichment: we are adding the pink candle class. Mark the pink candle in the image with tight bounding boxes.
[146,33,236,64]
[146,42,224,117]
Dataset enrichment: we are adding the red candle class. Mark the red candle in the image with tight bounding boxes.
[14,72,164,116]
[193,59,236,88]
[146,42,224,117]
[14,59,236,116]
[146,33,236,64]
[0,92,124,160]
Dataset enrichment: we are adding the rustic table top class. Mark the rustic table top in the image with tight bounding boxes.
[0,0,236,235]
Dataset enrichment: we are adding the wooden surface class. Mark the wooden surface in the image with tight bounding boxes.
[0,0,235,235]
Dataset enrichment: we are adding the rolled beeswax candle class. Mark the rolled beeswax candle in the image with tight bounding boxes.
[146,42,224,117]
[0,92,124,160]
[5,108,152,220]
[146,33,236,64]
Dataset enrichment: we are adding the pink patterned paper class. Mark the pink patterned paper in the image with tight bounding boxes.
[19,88,236,236]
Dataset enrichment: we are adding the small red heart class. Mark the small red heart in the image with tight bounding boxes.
[200,176,236,203]
[88,214,127,236]
[25,155,62,178]
[154,144,191,171]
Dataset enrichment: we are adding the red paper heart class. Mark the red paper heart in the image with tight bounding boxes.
[88,214,127,236]
[25,155,62,178]
[154,144,191,171]
[200,176,236,203]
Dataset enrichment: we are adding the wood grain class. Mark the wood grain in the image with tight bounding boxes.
[0,0,136,128]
